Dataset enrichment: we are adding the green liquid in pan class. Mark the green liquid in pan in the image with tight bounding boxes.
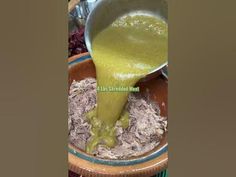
[86,14,168,153]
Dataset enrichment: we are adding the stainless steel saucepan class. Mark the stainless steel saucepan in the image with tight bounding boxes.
[85,0,168,79]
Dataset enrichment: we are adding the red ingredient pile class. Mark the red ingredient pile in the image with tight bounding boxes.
[69,27,88,57]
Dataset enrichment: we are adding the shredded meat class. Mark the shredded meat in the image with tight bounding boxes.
[68,78,167,159]
[68,78,96,150]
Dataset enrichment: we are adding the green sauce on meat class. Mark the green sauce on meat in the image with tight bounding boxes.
[86,14,168,153]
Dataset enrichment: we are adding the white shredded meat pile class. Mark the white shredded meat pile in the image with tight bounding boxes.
[68,78,167,159]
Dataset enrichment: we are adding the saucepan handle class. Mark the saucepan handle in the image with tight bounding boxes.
[161,65,168,79]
